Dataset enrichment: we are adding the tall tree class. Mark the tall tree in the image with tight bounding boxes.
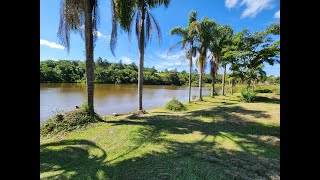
[208,25,233,96]
[229,24,280,91]
[195,17,218,100]
[57,0,99,116]
[168,10,198,103]
[110,0,170,112]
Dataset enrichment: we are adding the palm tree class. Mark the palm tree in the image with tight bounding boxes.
[249,64,267,91]
[209,53,219,96]
[110,0,170,112]
[168,10,198,103]
[57,0,99,116]
[208,25,233,96]
[195,17,217,101]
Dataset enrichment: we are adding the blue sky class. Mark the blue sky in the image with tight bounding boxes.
[40,0,280,76]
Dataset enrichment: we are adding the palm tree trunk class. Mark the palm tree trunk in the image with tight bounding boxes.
[222,64,226,95]
[252,80,255,91]
[231,78,234,95]
[188,59,192,103]
[188,42,193,103]
[199,69,203,101]
[247,80,251,90]
[138,10,145,111]
[211,76,215,96]
[84,0,94,116]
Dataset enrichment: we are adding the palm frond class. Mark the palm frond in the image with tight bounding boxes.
[135,9,141,50]
[92,0,100,45]
[170,27,186,36]
[167,41,183,55]
[110,0,118,56]
[110,0,136,56]
[58,0,86,52]
[145,11,152,46]
[147,0,170,8]
[148,12,161,44]
[188,10,197,25]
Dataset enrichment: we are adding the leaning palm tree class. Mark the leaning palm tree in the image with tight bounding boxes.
[168,10,198,103]
[110,0,170,112]
[195,17,217,101]
[57,0,99,116]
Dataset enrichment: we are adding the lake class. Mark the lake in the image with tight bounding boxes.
[40,83,210,122]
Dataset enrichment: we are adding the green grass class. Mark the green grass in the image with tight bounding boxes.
[203,83,280,94]
[40,93,280,180]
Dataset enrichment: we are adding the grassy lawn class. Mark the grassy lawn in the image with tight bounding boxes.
[202,83,280,94]
[40,93,280,180]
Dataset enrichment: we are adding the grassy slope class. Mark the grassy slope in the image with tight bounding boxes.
[40,93,280,180]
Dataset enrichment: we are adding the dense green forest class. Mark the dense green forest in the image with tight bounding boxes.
[40,58,279,85]
[40,58,218,85]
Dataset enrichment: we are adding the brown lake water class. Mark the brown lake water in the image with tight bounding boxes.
[40,83,210,122]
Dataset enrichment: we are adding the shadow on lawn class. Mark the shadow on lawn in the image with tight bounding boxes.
[41,105,280,179]
[255,95,280,104]
[40,140,110,179]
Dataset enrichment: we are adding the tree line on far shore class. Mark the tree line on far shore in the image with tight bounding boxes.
[41,58,218,85]
[40,59,279,85]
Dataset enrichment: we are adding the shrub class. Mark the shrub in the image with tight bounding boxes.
[254,89,273,93]
[273,88,280,94]
[240,90,257,103]
[40,105,103,136]
[165,98,186,111]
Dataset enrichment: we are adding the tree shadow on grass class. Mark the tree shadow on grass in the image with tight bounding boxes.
[40,140,109,179]
[41,105,279,179]
[104,105,279,179]
[106,140,279,180]
[255,96,280,104]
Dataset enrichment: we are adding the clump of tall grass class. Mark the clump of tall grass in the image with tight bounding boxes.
[40,104,103,136]
[165,98,186,111]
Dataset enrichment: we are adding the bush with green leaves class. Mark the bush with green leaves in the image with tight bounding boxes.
[254,88,273,93]
[165,98,186,111]
[40,105,103,136]
[240,90,257,103]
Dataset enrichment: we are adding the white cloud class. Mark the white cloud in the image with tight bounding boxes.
[159,50,185,60]
[40,39,65,50]
[93,30,107,38]
[274,10,280,18]
[161,61,187,67]
[241,0,274,18]
[79,24,109,39]
[153,61,186,70]
[152,51,189,70]
[225,0,274,18]
[121,56,135,64]
[225,0,239,9]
